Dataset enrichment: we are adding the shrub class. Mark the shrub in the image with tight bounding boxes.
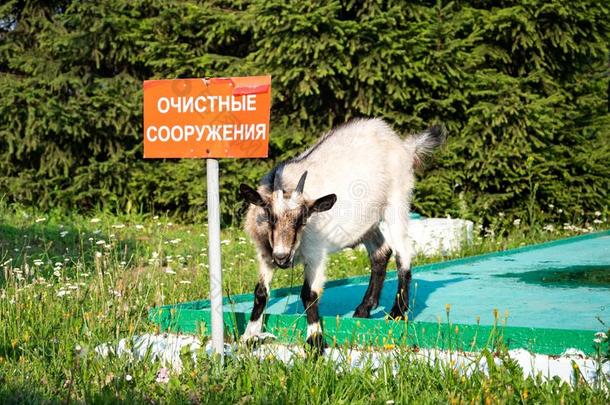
[1,0,608,226]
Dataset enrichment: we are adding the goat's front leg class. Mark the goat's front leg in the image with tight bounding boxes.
[301,253,327,353]
[241,251,275,342]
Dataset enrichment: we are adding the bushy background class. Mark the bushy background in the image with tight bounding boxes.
[1,0,609,227]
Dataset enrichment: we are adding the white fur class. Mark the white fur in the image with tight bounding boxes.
[241,317,263,341]
[306,322,322,338]
[285,118,417,266]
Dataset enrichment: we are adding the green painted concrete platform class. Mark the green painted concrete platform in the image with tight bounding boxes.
[151,231,610,355]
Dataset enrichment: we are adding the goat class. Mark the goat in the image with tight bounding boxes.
[239,118,446,350]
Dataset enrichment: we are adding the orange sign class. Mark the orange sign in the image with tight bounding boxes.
[143,76,271,158]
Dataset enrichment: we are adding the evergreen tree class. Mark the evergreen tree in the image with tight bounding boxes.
[1,0,608,226]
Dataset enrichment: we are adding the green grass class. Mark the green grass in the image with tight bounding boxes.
[1,202,609,403]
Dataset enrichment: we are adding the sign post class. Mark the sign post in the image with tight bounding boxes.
[143,76,272,358]
[206,158,223,356]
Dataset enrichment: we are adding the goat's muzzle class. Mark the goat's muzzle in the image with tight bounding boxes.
[272,252,291,268]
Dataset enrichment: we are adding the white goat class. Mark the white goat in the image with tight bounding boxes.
[239,118,445,351]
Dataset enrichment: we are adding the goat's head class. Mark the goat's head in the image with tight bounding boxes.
[239,171,337,268]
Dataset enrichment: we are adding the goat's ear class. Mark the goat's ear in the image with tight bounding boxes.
[310,194,337,213]
[239,184,267,207]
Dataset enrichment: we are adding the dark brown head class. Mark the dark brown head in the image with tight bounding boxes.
[239,171,336,268]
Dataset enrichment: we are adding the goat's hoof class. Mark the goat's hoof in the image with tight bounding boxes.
[240,332,276,347]
[306,333,327,356]
[388,307,408,321]
[353,305,371,318]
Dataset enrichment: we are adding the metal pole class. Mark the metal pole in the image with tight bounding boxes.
[206,158,224,358]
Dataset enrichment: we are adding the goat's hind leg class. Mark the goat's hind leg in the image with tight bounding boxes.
[384,197,414,320]
[354,227,392,318]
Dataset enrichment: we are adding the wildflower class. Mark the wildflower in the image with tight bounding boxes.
[57,289,70,297]
[593,219,602,224]
[53,270,61,277]
[221,239,231,245]
[594,331,607,339]
[164,268,176,275]
[112,224,125,229]
[125,374,133,382]
[558,209,563,213]
[96,240,106,246]
[151,251,159,259]
[35,217,46,223]
[153,215,159,220]
[90,218,101,223]
[179,280,191,284]
[156,367,170,384]
[95,252,102,258]
[513,218,521,226]
[498,212,505,218]
[60,231,68,238]
[594,211,601,217]
[593,338,602,344]
[543,224,555,232]
[135,224,144,230]
[169,239,181,245]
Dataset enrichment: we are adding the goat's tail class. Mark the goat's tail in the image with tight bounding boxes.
[404,124,447,169]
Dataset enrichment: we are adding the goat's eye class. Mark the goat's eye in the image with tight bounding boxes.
[293,217,305,229]
[263,208,276,226]
[295,212,307,227]
[268,215,277,226]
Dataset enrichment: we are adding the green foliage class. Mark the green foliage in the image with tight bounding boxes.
[1,0,609,226]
